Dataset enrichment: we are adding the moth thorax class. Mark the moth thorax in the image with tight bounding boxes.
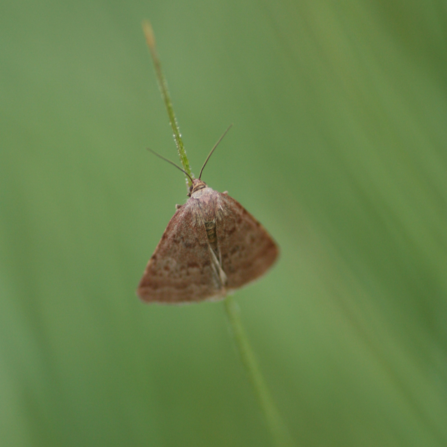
[189,179,207,196]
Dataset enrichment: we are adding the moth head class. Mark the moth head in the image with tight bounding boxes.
[188,179,207,197]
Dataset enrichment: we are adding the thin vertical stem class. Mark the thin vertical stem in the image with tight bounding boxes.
[224,296,296,447]
[143,22,294,447]
[143,21,193,186]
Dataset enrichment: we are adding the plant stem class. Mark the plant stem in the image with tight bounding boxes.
[142,21,193,186]
[224,296,296,447]
[143,21,294,447]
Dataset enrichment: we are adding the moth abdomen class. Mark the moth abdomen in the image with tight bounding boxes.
[204,221,217,244]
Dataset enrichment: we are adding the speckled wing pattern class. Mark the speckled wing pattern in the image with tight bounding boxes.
[137,186,279,304]
[215,193,278,292]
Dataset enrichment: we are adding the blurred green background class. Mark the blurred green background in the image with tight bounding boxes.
[1,1,447,446]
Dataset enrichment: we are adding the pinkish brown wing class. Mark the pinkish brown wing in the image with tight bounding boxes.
[137,200,224,304]
[216,193,279,291]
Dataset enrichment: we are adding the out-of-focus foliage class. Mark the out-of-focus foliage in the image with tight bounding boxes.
[1,1,446,446]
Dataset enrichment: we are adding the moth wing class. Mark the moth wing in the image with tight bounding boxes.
[216,193,279,291]
[137,201,223,304]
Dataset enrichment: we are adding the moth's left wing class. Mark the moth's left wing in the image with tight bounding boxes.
[137,201,224,304]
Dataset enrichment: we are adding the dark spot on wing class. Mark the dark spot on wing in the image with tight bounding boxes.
[188,262,199,269]
[231,245,240,255]
[182,239,196,249]
[226,226,236,236]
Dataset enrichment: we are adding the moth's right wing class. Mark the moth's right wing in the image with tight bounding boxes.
[216,193,279,291]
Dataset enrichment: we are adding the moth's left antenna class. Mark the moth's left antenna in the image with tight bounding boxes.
[147,148,194,184]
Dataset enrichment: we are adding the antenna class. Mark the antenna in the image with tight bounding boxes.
[147,148,194,184]
[199,124,233,180]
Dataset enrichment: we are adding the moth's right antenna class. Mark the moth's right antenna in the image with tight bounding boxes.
[199,124,233,180]
[147,148,194,184]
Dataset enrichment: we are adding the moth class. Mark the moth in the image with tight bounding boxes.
[137,127,279,304]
